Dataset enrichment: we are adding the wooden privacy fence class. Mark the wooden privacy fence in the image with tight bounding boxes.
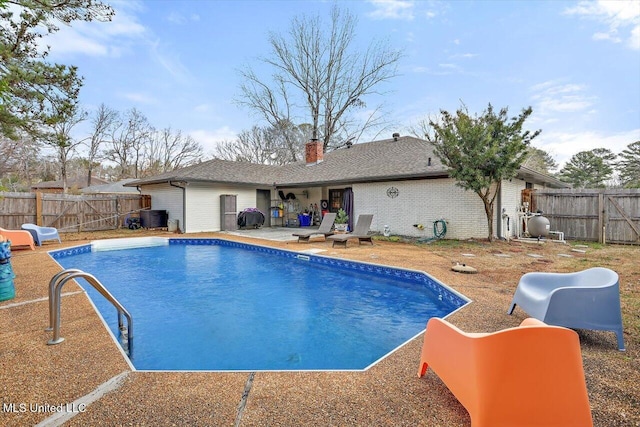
[0,192,151,232]
[532,189,640,244]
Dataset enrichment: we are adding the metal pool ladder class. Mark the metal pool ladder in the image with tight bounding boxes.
[47,269,133,356]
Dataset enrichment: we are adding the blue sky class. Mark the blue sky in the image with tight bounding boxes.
[43,0,640,169]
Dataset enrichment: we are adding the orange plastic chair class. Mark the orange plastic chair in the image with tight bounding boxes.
[417,317,593,427]
[0,227,35,250]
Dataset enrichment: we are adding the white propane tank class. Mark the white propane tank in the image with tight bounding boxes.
[528,215,550,238]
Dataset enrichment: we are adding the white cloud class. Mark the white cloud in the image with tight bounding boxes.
[593,31,622,43]
[149,41,193,84]
[409,62,464,76]
[193,104,213,113]
[411,65,429,73]
[367,0,415,21]
[44,2,147,58]
[564,0,640,50]
[534,128,640,167]
[120,92,157,105]
[530,80,597,119]
[166,12,201,25]
[630,24,640,49]
[449,53,478,59]
[189,127,238,154]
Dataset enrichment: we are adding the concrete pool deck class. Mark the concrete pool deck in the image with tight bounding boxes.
[1,230,638,426]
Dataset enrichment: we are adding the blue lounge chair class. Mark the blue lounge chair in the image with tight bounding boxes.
[21,223,62,246]
[508,267,625,350]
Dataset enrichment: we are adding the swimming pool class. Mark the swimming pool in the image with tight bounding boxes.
[50,238,469,371]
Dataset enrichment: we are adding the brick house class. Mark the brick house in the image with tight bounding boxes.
[126,135,567,239]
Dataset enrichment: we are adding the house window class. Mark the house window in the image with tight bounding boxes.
[329,189,344,212]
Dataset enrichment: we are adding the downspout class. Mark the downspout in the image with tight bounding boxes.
[169,181,187,233]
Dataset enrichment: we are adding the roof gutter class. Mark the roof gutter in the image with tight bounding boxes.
[169,181,187,233]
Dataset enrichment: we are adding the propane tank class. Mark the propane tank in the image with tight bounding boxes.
[528,214,550,238]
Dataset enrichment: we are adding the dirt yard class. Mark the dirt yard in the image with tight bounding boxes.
[12,228,640,425]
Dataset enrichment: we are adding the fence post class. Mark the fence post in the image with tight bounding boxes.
[36,192,43,226]
[115,196,120,229]
[598,191,604,244]
[78,200,83,232]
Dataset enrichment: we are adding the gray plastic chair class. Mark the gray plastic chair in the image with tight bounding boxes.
[21,223,62,246]
[292,213,336,242]
[326,214,374,248]
[508,267,625,350]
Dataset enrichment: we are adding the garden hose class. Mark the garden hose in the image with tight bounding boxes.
[433,219,447,239]
[418,219,447,243]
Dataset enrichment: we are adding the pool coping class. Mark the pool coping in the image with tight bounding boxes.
[47,237,471,373]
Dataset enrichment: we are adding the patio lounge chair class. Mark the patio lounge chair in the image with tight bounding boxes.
[292,213,336,243]
[508,267,625,350]
[0,227,35,250]
[326,214,374,248]
[21,223,62,246]
[417,317,593,427]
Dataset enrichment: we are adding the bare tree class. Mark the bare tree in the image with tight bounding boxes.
[0,134,41,190]
[143,127,203,176]
[83,103,117,186]
[44,102,87,193]
[215,126,277,164]
[105,108,151,178]
[237,5,402,152]
[214,124,309,165]
[0,137,22,177]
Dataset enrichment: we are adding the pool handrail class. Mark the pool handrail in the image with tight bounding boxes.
[47,268,133,356]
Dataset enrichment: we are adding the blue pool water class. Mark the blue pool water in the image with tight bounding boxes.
[51,239,468,371]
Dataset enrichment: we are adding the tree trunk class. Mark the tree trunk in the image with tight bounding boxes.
[478,186,498,242]
[483,197,494,242]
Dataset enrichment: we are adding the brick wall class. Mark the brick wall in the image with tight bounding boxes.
[353,179,493,239]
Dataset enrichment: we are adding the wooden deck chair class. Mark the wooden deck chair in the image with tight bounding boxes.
[292,213,336,242]
[417,317,593,427]
[0,227,35,250]
[326,214,374,248]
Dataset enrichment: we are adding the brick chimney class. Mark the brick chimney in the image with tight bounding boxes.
[305,139,323,165]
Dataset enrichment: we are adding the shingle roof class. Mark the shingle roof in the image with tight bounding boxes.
[126,158,280,187]
[126,136,568,188]
[31,177,110,189]
[276,136,446,186]
[81,179,141,194]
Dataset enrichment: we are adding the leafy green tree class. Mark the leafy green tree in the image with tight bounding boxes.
[523,147,558,174]
[0,0,113,138]
[616,141,640,188]
[559,148,616,188]
[424,103,540,241]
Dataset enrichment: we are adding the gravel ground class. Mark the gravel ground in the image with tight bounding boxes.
[1,228,638,426]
